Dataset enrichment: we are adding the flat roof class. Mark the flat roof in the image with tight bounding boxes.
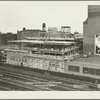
[25,37,75,41]
[8,40,75,45]
[5,49,28,53]
[74,55,100,65]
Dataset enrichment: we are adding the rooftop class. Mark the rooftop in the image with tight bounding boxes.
[8,40,75,45]
[25,37,75,41]
[74,55,100,65]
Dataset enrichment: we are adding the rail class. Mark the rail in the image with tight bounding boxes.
[0,65,97,91]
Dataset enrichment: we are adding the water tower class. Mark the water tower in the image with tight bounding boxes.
[61,26,71,33]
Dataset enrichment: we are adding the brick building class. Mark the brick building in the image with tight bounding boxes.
[83,5,100,55]
[17,27,44,40]
[0,33,17,47]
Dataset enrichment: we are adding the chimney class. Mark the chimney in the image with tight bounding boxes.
[23,27,26,31]
[42,23,46,31]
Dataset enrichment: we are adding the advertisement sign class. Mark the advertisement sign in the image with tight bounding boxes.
[95,34,100,55]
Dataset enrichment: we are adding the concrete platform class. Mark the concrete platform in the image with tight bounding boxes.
[74,55,100,65]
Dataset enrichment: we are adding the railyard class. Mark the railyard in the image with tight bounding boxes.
[0,4,100,92]
[0,64,99,91]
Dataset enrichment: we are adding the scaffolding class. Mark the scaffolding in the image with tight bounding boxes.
[7,35,80,72]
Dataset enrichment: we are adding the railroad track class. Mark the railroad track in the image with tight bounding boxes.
[0,69,80,91]
[3,65,96,86]
[0,71,55,91]
[0,81,30,91]
[0,65,97,91]
[0,65,98,91]
[0,85,11,90]
[0,77,54,91]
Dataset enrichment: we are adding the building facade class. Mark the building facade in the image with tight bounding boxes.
[83,5,100,55]
[0,33,17,47]
[17,28,43,40]
[6,38,80,71]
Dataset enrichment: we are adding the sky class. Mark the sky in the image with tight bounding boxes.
[0,1,100,33]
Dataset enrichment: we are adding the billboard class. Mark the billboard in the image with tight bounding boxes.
[95,34,100,55]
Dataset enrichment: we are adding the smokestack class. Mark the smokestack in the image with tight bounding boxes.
[23,27,26,31]
[42,23,46,31]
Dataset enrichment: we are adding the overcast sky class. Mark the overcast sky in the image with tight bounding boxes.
[0,1,100,33]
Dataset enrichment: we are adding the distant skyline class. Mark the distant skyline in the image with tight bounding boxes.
[0,1,100,33]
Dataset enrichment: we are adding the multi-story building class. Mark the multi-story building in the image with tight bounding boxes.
[17,25,74,40]
[83,5,100,55]
[0,32,17,47]
[17,27,44,40]
[6,38,80,71]
[6,37,100,80]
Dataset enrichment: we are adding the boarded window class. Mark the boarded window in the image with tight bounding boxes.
[68,65,79,72]
[83,67,96,75]
[83,67,100,76]
[96,69,100,76]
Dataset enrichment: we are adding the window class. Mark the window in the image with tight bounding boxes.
[15,58,17,61]
[68,65,79,72]
[19,59,21,62]
[83,67,96,75]
[83,67,100,76]
[10,58,13,60]
[22,59,27,63]
[96,69,100,75]
[3,57,6,59]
